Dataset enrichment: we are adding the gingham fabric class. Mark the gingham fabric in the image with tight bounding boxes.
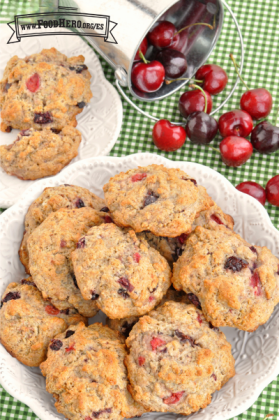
[0,0,278,419]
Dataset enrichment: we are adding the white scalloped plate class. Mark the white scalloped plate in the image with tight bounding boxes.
[0,153,279,420]
[0,24,123,207]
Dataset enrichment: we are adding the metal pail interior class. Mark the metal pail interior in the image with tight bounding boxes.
[128,0,223,101]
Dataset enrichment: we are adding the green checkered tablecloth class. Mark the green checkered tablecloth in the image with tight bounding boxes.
[0,0,279,419]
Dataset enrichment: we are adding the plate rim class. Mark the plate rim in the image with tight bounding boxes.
[0,152,279,420]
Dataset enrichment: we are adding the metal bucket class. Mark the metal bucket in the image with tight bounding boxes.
[54,0,244,119]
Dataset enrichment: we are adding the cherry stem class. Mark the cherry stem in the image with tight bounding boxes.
[213,14,216,29]
[139,50,150,64]
[257,118,267,125]
[207,144,221,154]
[174,22,214,37]
[190,83,208,114]
[229,53,249,91]
[165,78,203,85]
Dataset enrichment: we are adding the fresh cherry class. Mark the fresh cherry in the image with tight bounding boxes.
[230,54,273,120]
[219,110,253,138]
[134,37,148,61]
[266,175,279,206]
[152,119,186,151]
[236,181,266,205]
[240,88,272,120]
[156,49,187,79]
[168,30,188,53]
[169,32,180,49]
[186,111,218,144]
[219,136,253,167]
[179,89,212,118]
[251,121,279,154]
[196,64,228,95]
[148,21,176,49]
[131,57,165,93]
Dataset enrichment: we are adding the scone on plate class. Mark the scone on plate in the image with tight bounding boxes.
[0,280,86,367]
[138,202,234,265]
[107,286,190,339]
[0,47,92,132]
[172,225,279,331]
[27,207,109,317]
[71,223,171,319]
[19,184,106,274]
[103,164,214,237]
[0,127,81,180]
[125,301,235,415]
[40,322,145,420]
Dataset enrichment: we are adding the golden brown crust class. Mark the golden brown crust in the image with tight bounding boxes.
[192,202,234,230]
[103,165,214,237]
[138,203,234,266]
[0,127,81,180]
[0,281,86,366]
[107,287,190,339]
[172,225,279,332]
[125,302,235,414]
[40,322,145,420]
[19,184,105,273]
[0,48,92,132]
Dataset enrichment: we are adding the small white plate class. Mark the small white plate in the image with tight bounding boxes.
[0,153,279,420]
[0,25,123,207]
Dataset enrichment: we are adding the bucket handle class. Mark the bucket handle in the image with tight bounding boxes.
[115,0,244,124]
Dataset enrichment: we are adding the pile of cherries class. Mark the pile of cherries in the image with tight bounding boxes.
[130,20,279,207]
[236,177,279,208]
[131,20,212,93]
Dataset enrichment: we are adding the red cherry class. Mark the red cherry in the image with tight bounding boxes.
[196,64,228,95]
[148,21,176,49]
[65,343,75,352]
[219,136,253,167]
[131,61,165,93]
[138,356,145,366]
[169,33,180,49]
[104,216,114,223]
[179,89,212,118]
[134,37,148,61]
[236,181,266,205]
[133,252,141,263]
[219,110,253,138]
[45,305,60,315]
[240,88,273,120]
[266,175,279,206]
[152,120,186,152]
[131,173,147,182]
[169,30,188,53]
[250,272,262,296]
[178,233,189,244]
[26,73,40,92]
[150,337,166,351]
[163,391,184,405]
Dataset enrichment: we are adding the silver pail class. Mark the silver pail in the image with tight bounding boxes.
[55,0,244,117]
